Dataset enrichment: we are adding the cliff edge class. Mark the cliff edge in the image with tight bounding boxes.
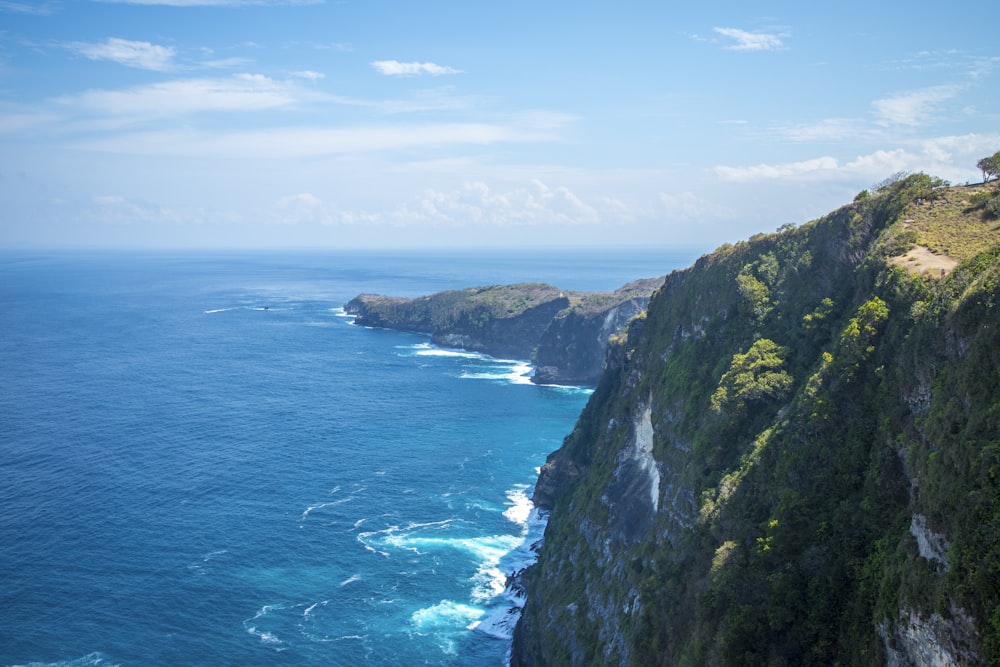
[513,176,1000,665]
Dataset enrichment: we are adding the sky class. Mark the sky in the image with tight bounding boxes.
[1,0,998,251]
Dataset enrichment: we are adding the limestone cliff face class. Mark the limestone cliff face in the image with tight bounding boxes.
[532,295,651,385]
[513,178,1000,665]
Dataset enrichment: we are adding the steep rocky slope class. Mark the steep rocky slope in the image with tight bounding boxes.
[512,176,1000,665]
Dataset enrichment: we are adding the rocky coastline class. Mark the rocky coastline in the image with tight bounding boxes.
[345,277,662,386]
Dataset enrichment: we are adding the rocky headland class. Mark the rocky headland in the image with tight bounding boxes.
[345,277,662,386]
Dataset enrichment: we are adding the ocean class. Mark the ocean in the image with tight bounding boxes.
[0,249,695,666]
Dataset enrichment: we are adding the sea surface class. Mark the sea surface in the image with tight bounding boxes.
[0,249,695,666]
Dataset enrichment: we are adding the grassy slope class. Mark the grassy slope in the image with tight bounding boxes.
[889,182,1000,275]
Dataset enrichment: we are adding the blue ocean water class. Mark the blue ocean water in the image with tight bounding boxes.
[0,249,695,666]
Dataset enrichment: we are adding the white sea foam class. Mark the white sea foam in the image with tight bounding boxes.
[410,601,486,655]
[300,496,357,520]
[339,574,361,587]
[410,344,482,359]
[459,359,534,385]
[303,599,332,618]
[502,486,534,526]
[245,606,285,646]
[475,601,526,640]
[509,362,535,384]
[203,305,276,314]
[471,487,551,639]
[9,653,123,667]
[255,630,282,645]
[301,484,367,520]
[411,600,484,630]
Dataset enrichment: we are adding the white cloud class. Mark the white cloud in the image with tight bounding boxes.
[93,0,321,5]
[291,70,324,81]
[715,156,839,182]
[714,133,1000,185]
[968,55,1000,79]
[368,87,477,114]
[289,180,605,229]
[392,180,600,227]
[371,60,462,76]
[273,192,326,224]
[772,118,862,142]
[69,38,176,71]
[872,85,962,126]
[74,122,554,158]
[0,106,61,135]
[58,74,305,119]
[657,191,730,222]
[713,27,784,52]
[88,194,186,225]
[201,56,254,69]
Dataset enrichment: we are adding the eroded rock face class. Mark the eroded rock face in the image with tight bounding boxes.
[910,514,951,570]
[532,449,583,510]
[880,606,980,667]
[603,401,660,544]
[533,297,651,385]
[429,295,570,360]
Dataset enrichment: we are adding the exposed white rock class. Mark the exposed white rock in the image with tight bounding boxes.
[630,402,660,513]
[880,605,980,667]
[910,514,950,570]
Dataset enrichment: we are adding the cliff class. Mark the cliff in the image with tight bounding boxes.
[512,176,1000,665]
[532,278,660,385]
[345,278,662,385]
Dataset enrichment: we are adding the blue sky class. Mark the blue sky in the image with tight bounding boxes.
[1,0,998,250]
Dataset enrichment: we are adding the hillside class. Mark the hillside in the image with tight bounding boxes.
[512,174,1000,665]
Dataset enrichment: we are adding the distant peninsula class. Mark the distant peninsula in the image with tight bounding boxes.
[345,277,662,386]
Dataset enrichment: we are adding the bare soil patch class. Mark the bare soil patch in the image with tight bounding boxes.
[889,245,959,278]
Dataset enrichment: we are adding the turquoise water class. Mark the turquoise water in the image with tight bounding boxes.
[0,249,693,666]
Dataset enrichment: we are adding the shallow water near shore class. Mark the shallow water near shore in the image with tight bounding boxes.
[0,248,693,666]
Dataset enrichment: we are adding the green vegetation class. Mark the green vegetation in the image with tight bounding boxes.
[977,150,1000,183]
[348,282,566,332]
[513,174,1000,666]
[710,339,793,415]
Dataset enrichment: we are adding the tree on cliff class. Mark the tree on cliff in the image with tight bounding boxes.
[977,150,1000,183]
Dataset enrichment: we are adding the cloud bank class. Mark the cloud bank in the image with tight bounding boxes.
[371,60,462,76]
